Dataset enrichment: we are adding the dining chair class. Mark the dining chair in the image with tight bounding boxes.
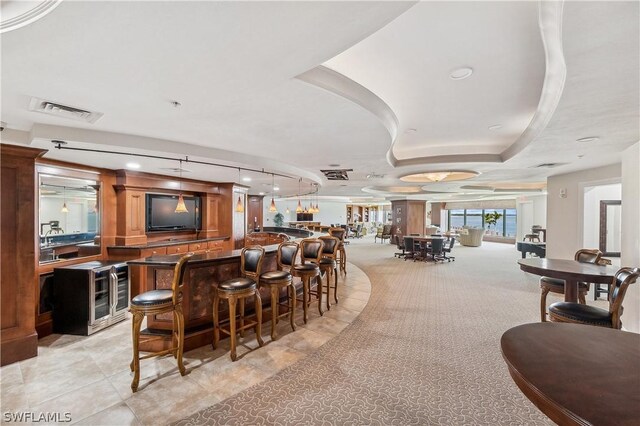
[539,248,601,322]
[548,267,640,329]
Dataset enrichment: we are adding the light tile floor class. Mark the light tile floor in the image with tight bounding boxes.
[0,263,371,425]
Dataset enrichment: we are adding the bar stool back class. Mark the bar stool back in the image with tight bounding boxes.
[329,227,347,274]
[292,238,324,323]
[213,246,265,361]
[259,242,299,340]
[129,253,193,392]
[318,235,340,311]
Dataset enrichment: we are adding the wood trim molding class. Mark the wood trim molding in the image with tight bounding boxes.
[115,169,222,194]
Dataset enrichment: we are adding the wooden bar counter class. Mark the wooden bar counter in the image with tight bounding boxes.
[128,245,303,352]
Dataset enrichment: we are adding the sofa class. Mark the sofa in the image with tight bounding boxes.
[459,227,485,247]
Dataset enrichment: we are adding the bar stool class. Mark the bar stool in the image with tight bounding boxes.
[259,241,299,341]
[317,235,340,311]
[291,238,324,324]
[329,227,347,274]
[213,246,265,361]
[129,253,193,392]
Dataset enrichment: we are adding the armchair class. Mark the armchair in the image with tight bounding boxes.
[458,228,485,247]
[375,225,392,244]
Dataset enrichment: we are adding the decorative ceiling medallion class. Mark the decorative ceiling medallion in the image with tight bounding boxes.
[1,0,63,34]
[399,171,479,183]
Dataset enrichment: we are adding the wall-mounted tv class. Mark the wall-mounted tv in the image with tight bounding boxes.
[296,213,313,221]
[146,194,201,232]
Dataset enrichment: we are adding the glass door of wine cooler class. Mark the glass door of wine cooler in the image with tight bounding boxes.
[114,265,129,312]
[92,269,111,323]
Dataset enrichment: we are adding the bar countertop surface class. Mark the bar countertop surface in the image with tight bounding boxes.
[127,244,280,266]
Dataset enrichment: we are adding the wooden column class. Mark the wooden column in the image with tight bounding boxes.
[391,200,426,238]
[248,195,264,231]
[1,144,45,366]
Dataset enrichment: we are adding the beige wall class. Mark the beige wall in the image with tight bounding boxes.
[546,163,621,259]
[547,158,640,333]
[621,143,640,333]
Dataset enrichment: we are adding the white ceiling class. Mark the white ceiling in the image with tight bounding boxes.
[1,1,638,203]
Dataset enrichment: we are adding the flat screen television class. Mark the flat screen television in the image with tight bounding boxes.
[296,213,313,221]
[146,194,201,232]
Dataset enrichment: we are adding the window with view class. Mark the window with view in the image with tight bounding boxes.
[446,208,517,238]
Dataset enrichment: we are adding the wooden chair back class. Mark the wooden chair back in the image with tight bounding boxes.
[299,238,324,264]
[574,248,602,264]
[318,235,340,260]
[277,241,299,271]
[172,253,194,305]
[329,227,346,242]
[609,267,640,328]
[241,245,265,282]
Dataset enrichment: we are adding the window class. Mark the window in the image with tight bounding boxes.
[446,208,516,238]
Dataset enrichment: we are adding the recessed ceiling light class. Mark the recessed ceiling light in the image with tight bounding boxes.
[328,163,341,167]
[405,128,417,134]
[273,186,280,191]
[242,177,251,182]
[449,67,474,80]
[258,192,265,195]
[126,162,141,169]
[488,124,502,131]
[576,136,599,143]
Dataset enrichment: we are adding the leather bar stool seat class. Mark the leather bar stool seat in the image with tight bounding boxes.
[130,254,193,392]
[131,289,173,306]
[260,270,290,281]
[548,303,612,327]
[219,278,256,291]
[213,246,265,361]
[293,263,318,272]
[319,258,335,266]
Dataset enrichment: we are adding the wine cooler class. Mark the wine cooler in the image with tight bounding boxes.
[53,261,129,335]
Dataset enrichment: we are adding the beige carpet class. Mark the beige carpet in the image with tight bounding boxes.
[175,241,553,425]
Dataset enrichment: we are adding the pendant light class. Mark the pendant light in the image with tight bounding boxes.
[295,178,303,213]
[175,159,189,213]
[61,186,69,213]
[269,173,277,212]
[314,185,320,213]
[285,207,290,214]
[235,168,245,213]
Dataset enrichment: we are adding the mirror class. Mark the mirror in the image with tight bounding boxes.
[599,200,621,257]
[39,174,100,263]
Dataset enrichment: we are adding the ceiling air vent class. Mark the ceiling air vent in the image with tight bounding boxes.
[29,97,103,123]
[320,169,353,180]
[531,162,567,168]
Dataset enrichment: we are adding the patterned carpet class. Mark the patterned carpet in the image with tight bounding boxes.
[175,241,552,425]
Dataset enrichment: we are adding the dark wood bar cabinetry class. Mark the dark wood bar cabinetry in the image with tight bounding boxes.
[128,245,300,352]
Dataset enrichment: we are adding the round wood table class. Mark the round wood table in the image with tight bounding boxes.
[517,258,616,302]
[501,323,640,426]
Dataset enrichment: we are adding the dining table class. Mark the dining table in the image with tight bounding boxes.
[517,258,617,302]
[501,322,640,426]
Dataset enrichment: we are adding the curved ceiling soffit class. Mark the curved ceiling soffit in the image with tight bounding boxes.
[298,1,567,168]
[391,0,567,167]
[28,124,324,184]
[296,65,399,146]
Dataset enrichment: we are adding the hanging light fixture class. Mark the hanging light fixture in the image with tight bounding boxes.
[235,168,244,213]
[61,186,69,213]
[175,159,189,213]
[269,173,277,212]
[285,207,290,214]
[296,178,303,213]
[315,184,320,213]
